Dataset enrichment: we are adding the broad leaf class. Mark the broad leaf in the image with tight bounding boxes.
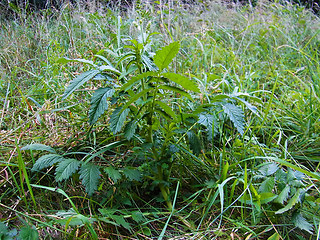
[267,232,280,240]
[258,163,279,176]
[275,185,290,204]
[162,72,200,93]
[109,107,130,134]
[259,192,277,204]
[98,65,121,74]
[158,85,193,100]
[122,168,142,181]
[292,212,313,234]
[155,101,176,120]
[124,120,138,140]
[62,69,100,100]
[32,154,65,171]
[21,144,56,153]
[187,131,202,156]
[79,163,101,196]
[258,177,275,193]
[55,158,81,182]
[120,72,157,91]
[104,167,122,183]
[275,189,301,214]
[223,103,245,135]
[89,87,115,125]
[198,113,218,140]
[154,41,180,72]
[18,226,39,240]
[110,215,131,230]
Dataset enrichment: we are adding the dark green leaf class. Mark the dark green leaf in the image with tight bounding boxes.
[79,163,101,196]
[223,103,245,135]
[32,154,65,171]
[124,120,138,140]
[275,185,290,204]
[62,69,100,100]
[155,101,176,120]
[132,211,144,223]
[111,215,131,230]
[162,72,200,93]
[109,107,130,134]
[120,72,157,91]
[154,42,180,71]
[104,167,122,183]
[18,226,39,240]
[187,131,202,156]
[158,85,192,100]
[292,212,313,234]
[275,189,301,214]
[259,177,275,193]
[89,87,115,125]
[55,159,81,182]
[122,168,142,181]
[21,144,56,153]
[198,113,218,140]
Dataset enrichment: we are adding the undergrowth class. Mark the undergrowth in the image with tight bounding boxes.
[0,0,320,239]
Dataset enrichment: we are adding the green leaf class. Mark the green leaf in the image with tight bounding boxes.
[124,120,138,140]
[223,103,245,135]
[122,168,142,181]
[62,69,100,100]
[158,85,193,100]
[259,192,277,204]
[259,177,275,193]
[56,57,96,67]
[111,215,131,230]
[275,185,290,204]
[155,101,176,120]
[162,72,200,93]
[21,144,56,153]
[55,159,81,182]
[258,163,279,176]
[109,107,130,134]
[18,226,39,240]
[89,87,115,125]
[187,131,202,156]
[98,65,121,74]
[154,41,180,72]
[32,154,65,171]
[132,211,144,223]
[292,211,313,234]
[198,113,218,140]
[267,232,280,240]
[275,189,301,214]
[104,167,122,183]
[120,72,157,91]
[79,163,101,196]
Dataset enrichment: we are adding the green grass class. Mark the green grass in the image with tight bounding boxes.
[0,0,320,239]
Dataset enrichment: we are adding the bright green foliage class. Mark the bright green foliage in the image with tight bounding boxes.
[79,163,101,196]
[154,41,180,72]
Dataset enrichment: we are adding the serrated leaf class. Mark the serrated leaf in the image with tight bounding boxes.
[275,189,301,214]
[275,185,290,204]
[132,211,144,223]
[155,101,176,120]
[55,159,81,182]
[154,42,180,72]
[124,120,138,140]
[18,226,39,240]
[259,192,277,204]
[89,87,115,125]
[198,113,218,140]
[259,177,275,193]
[292,212,313,234]
[98,65,121,74]
[122,168,142,181]
[187,131,202,156]
[56,57,96,66]
[162,72,200,93]
[79,163,101,196]
[21,144,56,153]
[32,154,65,171]
[104,167,122,183]
[258,163,279,176]
[109,107,130,134]
[120,72,157,91]
[158,85,192,100]
[111,215,131,230]
[223,103,245,135]
[62,69,100,100]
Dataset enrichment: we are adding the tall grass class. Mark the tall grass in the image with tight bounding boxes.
[0,0,319,239]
